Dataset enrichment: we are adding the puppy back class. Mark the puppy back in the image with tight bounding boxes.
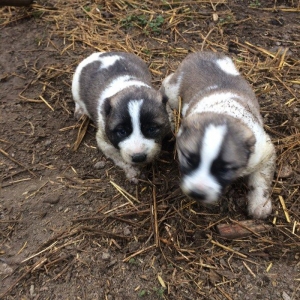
[176,52,259,111]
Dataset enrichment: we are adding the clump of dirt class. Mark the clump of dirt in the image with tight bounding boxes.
[0,1,299,299]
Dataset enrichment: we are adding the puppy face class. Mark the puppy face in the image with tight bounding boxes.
[177,113,255,203]
[104,86,170,165]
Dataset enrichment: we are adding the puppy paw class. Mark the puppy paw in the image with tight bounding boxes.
[248,198,272,219]
[74,107,85,120]
[124,166,140,184]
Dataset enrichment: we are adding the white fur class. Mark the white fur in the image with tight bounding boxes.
[119,100,159,164]
[177,127,183,137]
[216,57,240,76]
[189,92,273,172]
[160,54,276,219]
[96,75,150,129]
[206,85,219,91]
[94,81,153,183]
[161,73,182,110]
[181,124,227,202]
[72,53,104,118]
[189,91,276,218]
[72,53,157,183]
[95,133,141,183]
[181,103,189,117]
[99,55,122,69]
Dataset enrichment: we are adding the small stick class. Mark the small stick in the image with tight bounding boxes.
[73,116,89,151]
[266,262,273,272]
[0,148,36,177]
[152,184,159,247]
[17,241,27,255]
[243,261,256,278]
[279,195,291,223]
[123,244,156,262]
[0,266,32,298]
[39,95,54,111]
[216,286,234,300]
[208,237,247,258]
[201,27,217,51]
[110,180,140,204]
[22,241,58,263]
[53,258,75,280]
[217,220,270,239]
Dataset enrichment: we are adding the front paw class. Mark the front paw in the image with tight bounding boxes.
[124,166,140,184]
[248,198,272,219]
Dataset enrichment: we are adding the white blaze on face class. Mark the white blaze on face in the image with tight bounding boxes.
[181,124,227,202]
[216,57,240,76]
[119,100,159,164]
[97,76,150,129]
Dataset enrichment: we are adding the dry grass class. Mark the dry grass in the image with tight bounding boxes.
[0,0,299,299]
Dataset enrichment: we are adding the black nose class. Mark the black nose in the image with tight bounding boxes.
[189,190,206,200]
[132,153,147,163]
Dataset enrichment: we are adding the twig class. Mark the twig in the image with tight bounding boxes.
[279,195,291,223]
[208,236,247,258]
[152,183,159,247]
[123,244,156,262]
[22,241,58,263]
[0,148,36,177]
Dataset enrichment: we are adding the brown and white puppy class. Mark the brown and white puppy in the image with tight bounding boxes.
[72,52,171,183]
[160,51,276,219]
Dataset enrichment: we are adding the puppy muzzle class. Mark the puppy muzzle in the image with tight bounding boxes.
[131,153,147,163]
[188,190,207,201]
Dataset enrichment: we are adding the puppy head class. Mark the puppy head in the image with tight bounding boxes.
[104,86,170,165]
[177,113,255,203]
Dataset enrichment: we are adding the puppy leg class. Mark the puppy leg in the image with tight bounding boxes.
[247,146,276,219]
[74,103,86,120]
[165,102,175,132]
[96,130,140,183]
[160,73,180,110]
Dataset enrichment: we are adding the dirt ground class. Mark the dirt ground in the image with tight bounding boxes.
[0,0,299,299]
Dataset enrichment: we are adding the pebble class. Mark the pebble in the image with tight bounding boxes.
[0,262,13,276]
[282,291,291,300]
[94,161,106,169]
[277,164,293,178]
[123,226,131,236]
[30,284,34,297]
[43,194,60,204]
[26,184,38,193]
[292,84,300,89]
[44,139,52,147]
[102,252,111,260]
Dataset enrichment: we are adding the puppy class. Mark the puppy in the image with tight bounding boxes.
[72,52,171,183]
[160,51,276,219]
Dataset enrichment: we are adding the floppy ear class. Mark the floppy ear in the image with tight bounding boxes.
[103,98,112,117]
[245,134,256,155]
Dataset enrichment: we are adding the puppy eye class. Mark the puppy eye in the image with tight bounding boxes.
[147,126,159,134]
[143,124,160,137]
[220,165,238,174]
[186,157,194,167]
[228,165,238,171]
[184,153,199,169]
[115,128,128,138]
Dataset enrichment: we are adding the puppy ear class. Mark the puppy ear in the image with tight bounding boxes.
[245,134,256,154]
[103,98,112,116]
